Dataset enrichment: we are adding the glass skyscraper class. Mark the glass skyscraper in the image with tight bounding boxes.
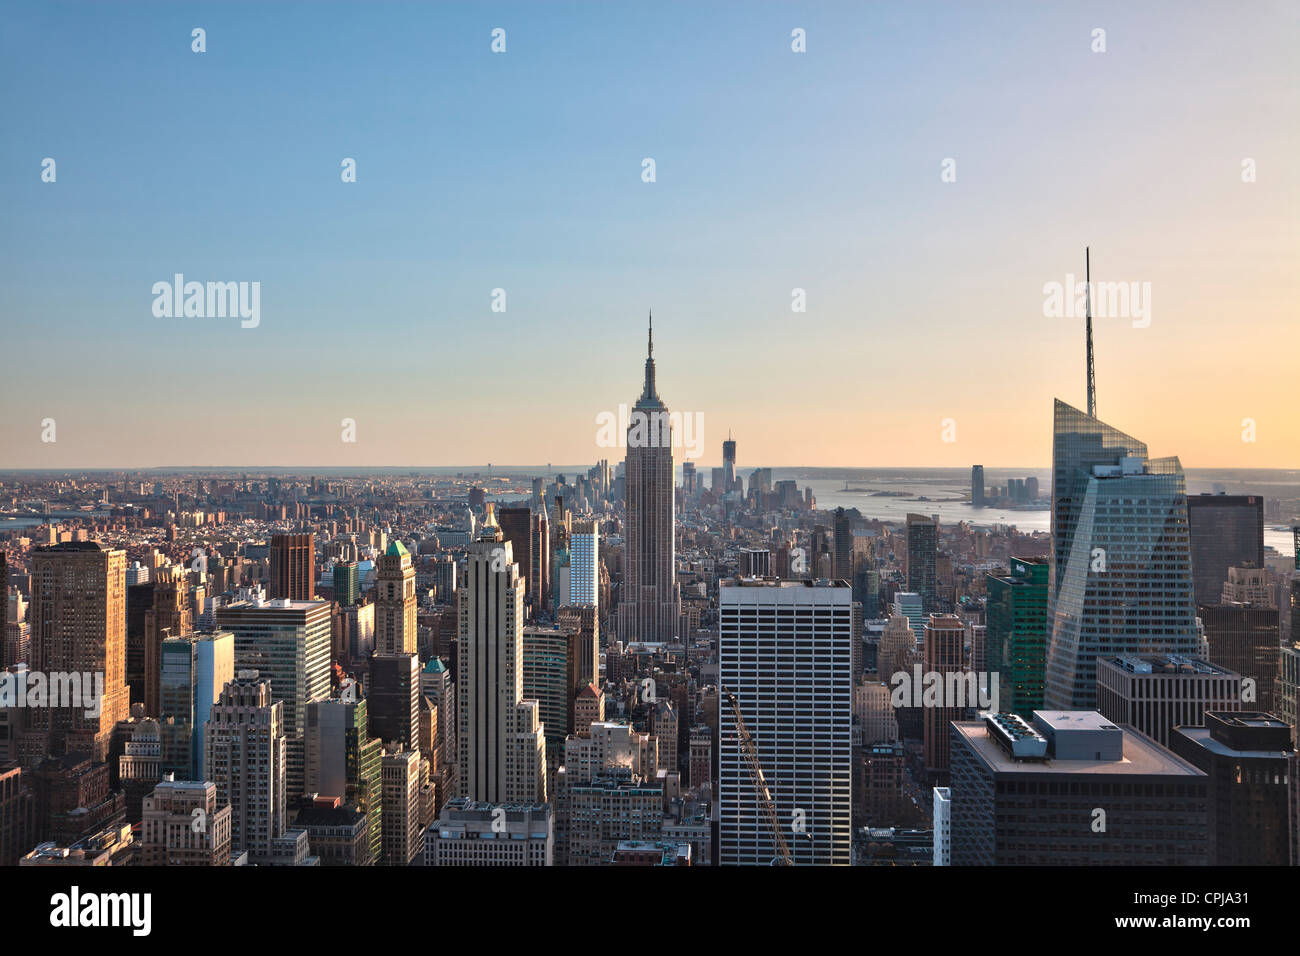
[1045,400,1200,709]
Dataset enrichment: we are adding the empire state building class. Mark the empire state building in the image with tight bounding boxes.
[617,314,682,643]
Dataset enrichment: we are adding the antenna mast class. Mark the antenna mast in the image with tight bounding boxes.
[1085,247,1096,418]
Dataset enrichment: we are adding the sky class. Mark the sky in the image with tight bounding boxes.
[1,0,1296,469]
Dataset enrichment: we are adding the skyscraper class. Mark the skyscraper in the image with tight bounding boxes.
[718,578,852,865]
[1186,494,1265,607]
[374,541,416,655]
[269,533,314,602]
[985,557,1048,718]
[217,595,333,798]
[28,543,130,762]
[922,613,968,781]
[1045,400,1200,710]
[457,509,547,804]
[144,566,193,718]
[833,507,853,582]
[159,630,234,779]
[568,520,600,607]
[722,430,737,493]
[905,514,937,613]
[617,316,681,643]
[497,506,533,606]
[305,695,383,864]
[203,671,287,863]
[970,465,985,507]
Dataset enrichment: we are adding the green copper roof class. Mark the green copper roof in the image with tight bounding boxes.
[386,540,409,557]
[423,658,448,674]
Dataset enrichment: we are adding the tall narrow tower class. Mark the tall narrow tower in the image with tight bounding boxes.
[616,312,682,643]
[1085,247,1096,418]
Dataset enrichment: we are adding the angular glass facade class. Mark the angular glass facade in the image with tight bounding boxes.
[1046,400,1200,709]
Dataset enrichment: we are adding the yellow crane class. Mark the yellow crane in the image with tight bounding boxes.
[723,688,792,866]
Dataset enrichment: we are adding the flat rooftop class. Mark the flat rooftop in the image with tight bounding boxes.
[1102,655,1236,677]
[953,720,1205,777]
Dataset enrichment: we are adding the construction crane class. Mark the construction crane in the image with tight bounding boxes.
[723,688,792,866]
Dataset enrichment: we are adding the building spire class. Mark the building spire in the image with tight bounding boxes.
[638,310,663,408]
[648,309,653,357]
[1085,247,1096,418]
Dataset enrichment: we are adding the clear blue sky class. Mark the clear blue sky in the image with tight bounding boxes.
[2,1,1296,467]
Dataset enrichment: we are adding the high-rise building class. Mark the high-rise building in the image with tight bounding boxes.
[718,578,852,865]
[530,508,550,614]
[27,543,130,762]
[0,763,35,867]
[203,671,287,863]
[922,614,968,780]
[950,711,1209,865]
[332,561,359,607]
[1186,494,1264,607]
[217,595,332,798]
[497,506,533,606]
[932,787,951,865]
[1095,655,1242,747]
[160,630,234,778]
[1046,400,1199,710]
[568,520,600,607]
[457,509,547,804]
[905,514,937,613]
[367,652,420,750]
[722,431,737,493]
[143,566,192,718]
[421,658,456,812]
[305,696,384,865]
[617,317,682,643]
[1199,601,1280,713]
[833,507,853,582]
[970,465,985,508]
[380,745,422,866]
[985,557,1048,718]
[374,541,417,655]
[567,771,662,866]
[1170,712,1294,866]
[522,622,588,777]
[269,533,314,602]
[140,778,232,866]
[738,548,770,578]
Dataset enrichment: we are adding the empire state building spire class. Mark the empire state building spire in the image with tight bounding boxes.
[639,310,663,409]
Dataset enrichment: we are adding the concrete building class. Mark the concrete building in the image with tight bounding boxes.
[423,798,552,866]
[1096,655,1242,747]
[140,778,232,866]
[932,787,951,866]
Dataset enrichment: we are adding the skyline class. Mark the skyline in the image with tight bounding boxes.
[3,0,1297,468]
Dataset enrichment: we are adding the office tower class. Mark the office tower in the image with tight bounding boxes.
[551,541,570,613]
[305,697,384,864]
[922,614,968,780]
[144,566,193,717]
[140,778,232,866]
[217,595,332,798]
[1186,494,1264,606]
[522,621,585,775]
[380,745,422,866]
[5,588,30,671]
[294,798,371,866]
[432,555,457,605]
[421,658,456,811]
[1046,400,1200,710]
[718,579,852,865]
[832,507,853,582]
[970,466,985,507]
[617,317,682,642]
[118,718,163,820]
[681,460,697,495]
[423,798,553,866]
[458,511,547,804]
[1096,655,1242,748]
[367,652,420,749]
[1199,601,1280,713]
[340,601,375,663]
[159,630,234,778]
[711,467,726,495]
[374,542,417,655]
[738,548,770,578]
[269,532,314,601]
[30,754,126,845]
[649,698,679,773]
[878,615,916,680]
[530,507,550,613]
[563,721,658,781]
[932,787,951,865]
[203,671,287,863]
[556,604,599,689]
[905,514,937,613]
[689,725,711,788]
[125,579,156,707]
[950,711,1209,865]
[569,520,600,607]
[856,680,899,744]
[722,431,737,492]
[1171,712,1294,866]
[985,557,1048,718]
[28,543,130,762]
[498,506,533,605]
[568,771,663,866]
[333,561,360,607]
[0,764,35,867]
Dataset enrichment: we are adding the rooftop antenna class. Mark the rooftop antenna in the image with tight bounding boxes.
[1085,247,1096,418]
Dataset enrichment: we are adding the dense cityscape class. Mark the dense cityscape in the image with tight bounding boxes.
[1,319,1297,880]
